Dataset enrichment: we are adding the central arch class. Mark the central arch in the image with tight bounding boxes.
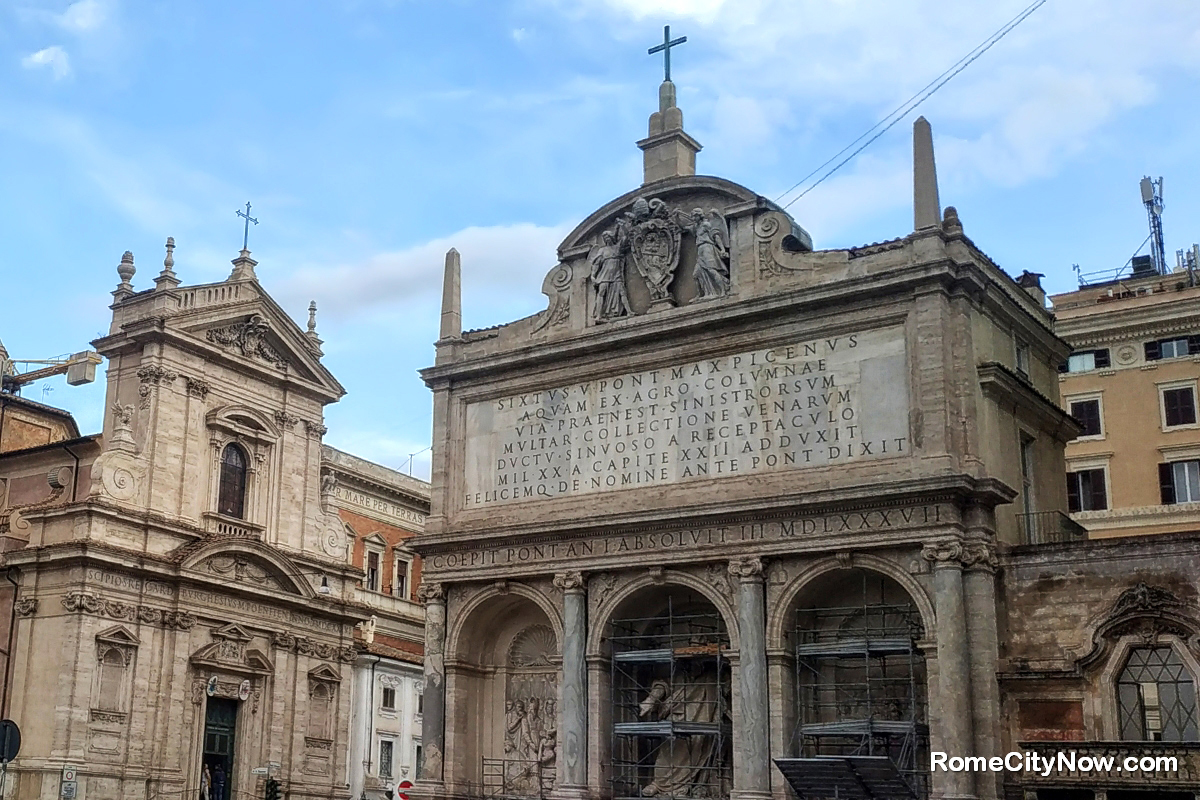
[590,577,739,800]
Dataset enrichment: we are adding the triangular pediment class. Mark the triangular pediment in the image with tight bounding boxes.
[213,623,253,642]
[168,284,345,402]
[308,664,341,683]
[96,625,139,646]
[362,532,388,548]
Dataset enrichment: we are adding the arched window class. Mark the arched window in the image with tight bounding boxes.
[218,444,248,519]
[1118,646,1199,741]
[97,648,127,712]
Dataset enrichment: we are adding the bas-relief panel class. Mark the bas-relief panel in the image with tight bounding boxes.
[462,326,909,509]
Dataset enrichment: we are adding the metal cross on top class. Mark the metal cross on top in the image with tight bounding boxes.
[648,25,687,82]
[237,201,259,251]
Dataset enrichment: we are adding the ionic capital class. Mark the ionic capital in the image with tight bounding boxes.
[416,582,446,604]
[921,542,964,570]
[728,556,764,582]
[553,571,586,594]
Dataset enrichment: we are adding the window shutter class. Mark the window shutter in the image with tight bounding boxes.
[1094,349,1111,368]
[1146,340,1162,361]
[1067,473,1081,514]
[1089,470,1108,511]
[1058,361,1069,374]
[1188,335,1200,356]
[1184,389,1198,426]
[1160,463,1176,505]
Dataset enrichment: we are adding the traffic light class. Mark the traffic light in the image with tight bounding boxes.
[264,779,280,800]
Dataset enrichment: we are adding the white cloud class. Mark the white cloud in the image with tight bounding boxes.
[596,0,730,24]
[21,46,71,79]
[282,222,574,319]
[512,27,529,43]
[56,0,107,33]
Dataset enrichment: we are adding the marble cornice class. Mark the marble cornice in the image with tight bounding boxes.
[421,257,1018,385]
[327,468,430,514]
[414,473,1012,554]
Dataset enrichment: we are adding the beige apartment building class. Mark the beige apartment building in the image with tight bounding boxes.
[1053,257,1200,538]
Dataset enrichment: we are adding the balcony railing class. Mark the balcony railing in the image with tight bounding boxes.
[1017,510,1088,545]
[1014,741,1200,789]
[203,512,265,540]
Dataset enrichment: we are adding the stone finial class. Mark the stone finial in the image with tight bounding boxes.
[913,116,941,231]
[113,251,136,301]
[228,249,258,282]
[942,206,962,235]
[154,237,181,290]
[439,248,462,340]
[637,80,702,185]
[304,300,324,352]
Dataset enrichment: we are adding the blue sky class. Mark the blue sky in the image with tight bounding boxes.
[4,0,1200,479]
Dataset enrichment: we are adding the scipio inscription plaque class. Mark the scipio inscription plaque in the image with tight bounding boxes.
[463,326,909,507]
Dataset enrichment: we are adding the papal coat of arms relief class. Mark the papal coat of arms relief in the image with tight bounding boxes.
[588,195,730,323]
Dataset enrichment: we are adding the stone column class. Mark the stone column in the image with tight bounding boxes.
[416,582,447,788]
[553,571,588,798]
[923,543,976,800]
[962,511,1001,800]
[730,557,771,800]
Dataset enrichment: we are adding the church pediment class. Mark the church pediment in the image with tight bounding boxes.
[96,625,140,647]
[168,287,345,401]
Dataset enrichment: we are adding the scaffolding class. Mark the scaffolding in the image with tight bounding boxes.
[610,598,732,799]
[792,595,929,799]
[481,758,555,799]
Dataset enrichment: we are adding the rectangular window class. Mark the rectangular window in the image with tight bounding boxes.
[367,551,380,592]
[394,559,409,599]
[1162,461,1200,504]
[1069,399,1103,437]
[1019,434,1036,513]
[1163,387,1198,428]
[1062,349,1111,373]
[1146,336,1200,361]
[381,687,396,710]
[415,744,423,776]
[1016,342,1031,378]
[417,689,424,715]
[1067,468,1108,512]
[379,739,394,779]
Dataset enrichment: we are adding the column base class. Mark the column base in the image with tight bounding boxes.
[410,780,447,800]
[549,786,591,800]
[730,791,773,800]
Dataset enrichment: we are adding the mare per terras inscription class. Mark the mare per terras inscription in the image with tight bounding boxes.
[463,326,909,507]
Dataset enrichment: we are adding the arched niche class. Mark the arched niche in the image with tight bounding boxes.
[593,583,735,800]
[444,590,560,797]
[783,567,930,796]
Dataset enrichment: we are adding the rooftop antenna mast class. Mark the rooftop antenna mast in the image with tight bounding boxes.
[1140,176,1166,275]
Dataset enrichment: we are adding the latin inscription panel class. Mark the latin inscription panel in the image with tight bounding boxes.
[463,326,909,507]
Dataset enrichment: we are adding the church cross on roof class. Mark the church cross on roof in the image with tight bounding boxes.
[648,25,686,82]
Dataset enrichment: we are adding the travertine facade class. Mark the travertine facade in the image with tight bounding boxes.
[413,84,1085,800]
[0,246,370,800]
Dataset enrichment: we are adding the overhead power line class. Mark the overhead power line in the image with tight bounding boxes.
[776,0,1047,211]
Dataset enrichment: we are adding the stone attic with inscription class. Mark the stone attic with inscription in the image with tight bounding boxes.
[406,51,1155,800]
[0,239,411,800]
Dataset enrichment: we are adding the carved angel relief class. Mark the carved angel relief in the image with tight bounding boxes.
[587,196,731,323]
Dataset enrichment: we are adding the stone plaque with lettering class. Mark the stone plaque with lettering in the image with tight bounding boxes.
[463,326,908,507]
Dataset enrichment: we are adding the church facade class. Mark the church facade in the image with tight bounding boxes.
[411,78,1101,800]
[0,246,373,800]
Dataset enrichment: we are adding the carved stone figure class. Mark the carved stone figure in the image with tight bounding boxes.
[637,663,722,797]
[673,208,730,299]
[589,230,632,322]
